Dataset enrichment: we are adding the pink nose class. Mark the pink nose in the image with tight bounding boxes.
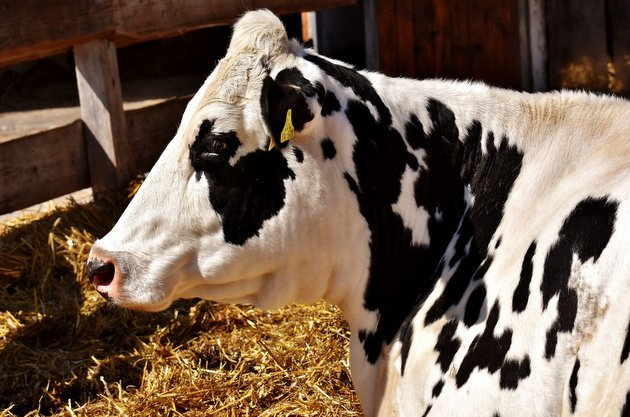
[85,258,116,299]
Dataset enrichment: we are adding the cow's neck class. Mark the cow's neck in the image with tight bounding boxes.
[317,68,523,365]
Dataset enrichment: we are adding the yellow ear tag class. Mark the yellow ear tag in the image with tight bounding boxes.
[268,108,295,151]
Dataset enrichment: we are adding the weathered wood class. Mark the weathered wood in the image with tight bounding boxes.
[411,0,522,89]
[608,0,630,95]
[0,121,89,214]
[74,39,132,194]
[1,0,357,68]
[126,97,190,174]
[546,0,608,91]
[377,0,401,76]
[0,0,113,68]
[0,97,191,214]
[363,0,379,71]
[527,0,548,92]
[113,0,357,46]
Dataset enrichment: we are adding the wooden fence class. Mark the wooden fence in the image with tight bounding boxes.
[0,0,355,214]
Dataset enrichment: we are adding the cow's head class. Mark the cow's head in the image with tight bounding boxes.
[85,10,370,312]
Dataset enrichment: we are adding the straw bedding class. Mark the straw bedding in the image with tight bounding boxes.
[0,181,362,416]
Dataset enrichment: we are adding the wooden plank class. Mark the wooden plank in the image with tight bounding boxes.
[126,97,190,174]
[377,0,416,77]
[0,121,89,214]
[1,0,356,68]
[527,0,548,91]
[74,39,132,194]
[363,0,380,70]
[412,0,522,89]
[0,0,113,68]
[545,0,608,91]
[113,0,357,46]
[608,0,630,95]
[377,0,399,75]
[396,0,416,77]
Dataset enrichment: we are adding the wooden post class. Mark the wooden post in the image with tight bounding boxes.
[74,39,132,194]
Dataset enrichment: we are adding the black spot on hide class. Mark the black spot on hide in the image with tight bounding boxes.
[421,405,432,417]
[275,67,324,102]
[435,319,460,372]
[190,120,295,245]
[541,197,618,358]
[306,54,524,364]
[569,358,580,412]
[399,321,413,375]
[432,380,444,398]
[456,302,512,387]
[622,315,630,364]
[305,53,392,126]
[499,356,531,390]
[321,90,341,116]
[464,284,486,326]
[321,138,337,160]
[292,147,304,163]
[622,391,630,417]
[512,242,536,313]
[422,110,522,326]
[405,114,427,150]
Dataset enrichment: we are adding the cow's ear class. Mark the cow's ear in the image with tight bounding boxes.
[260,75,314,150]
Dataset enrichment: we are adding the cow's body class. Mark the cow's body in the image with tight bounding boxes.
[86,11,630,417]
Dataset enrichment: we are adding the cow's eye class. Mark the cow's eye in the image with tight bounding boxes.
[198,139,229,161]
[205,139,228,155]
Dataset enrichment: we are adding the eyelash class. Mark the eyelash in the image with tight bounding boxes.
[205,139,228,154]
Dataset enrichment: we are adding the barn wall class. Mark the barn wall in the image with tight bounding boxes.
[372,0,630,96]
[376,0,523,90]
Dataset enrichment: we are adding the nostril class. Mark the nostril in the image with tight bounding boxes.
[86,260,115,287]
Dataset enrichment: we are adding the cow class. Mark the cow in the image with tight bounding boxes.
[85,10,630,417]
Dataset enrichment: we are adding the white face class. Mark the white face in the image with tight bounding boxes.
[85,39,364,312]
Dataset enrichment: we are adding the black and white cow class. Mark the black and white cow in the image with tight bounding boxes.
[86,10,630,417]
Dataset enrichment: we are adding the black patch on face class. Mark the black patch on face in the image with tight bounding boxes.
[421,405,432,417]
[435,319,460,372]
[399,321,413,375]
[499,356,531,390]
[321,90,341,116]
[190,121,295,245]
[456,302,513,387]
[464,284,486,326]
[569,358,580,413]
[260,74,314,148]
[541,197,618,358]
[432,380,444,398]
[292,147,304,163]
[621,315,630,364]
[189,120,240,171]
[512,242,536,313]
[320,138,337,160]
